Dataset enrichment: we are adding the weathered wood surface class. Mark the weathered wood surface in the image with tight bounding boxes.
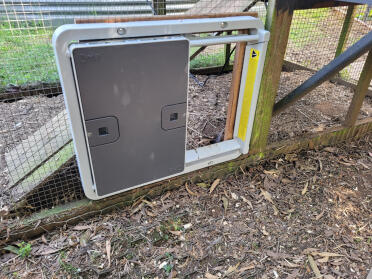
[76,12,258,24]
[224,39,247,140]
[5,110,71,188]
[344,51,372,127]
[10,142,75,205]
[250,0,294,152]
[1,117,371,246]
[335,5,356,58]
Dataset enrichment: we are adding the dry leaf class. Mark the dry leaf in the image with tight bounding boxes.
[131,202,144,215]
[315,211,324,220]
[314,252,343,257]
[169,230,182,236]
[317,256,329,263]
[264,169,280,175]
[221,197,229,212]
[142,199,154,208]
[261,189,274,204]
[145,209,156,217]
[238,261,256,273]
[301,182,308,195]
[261,226,269,236]
[231,192,239,200]
[272,205,279,216]
[308,255,322,278]
[302,248,318,255]
[225,263,240,275]
[161,192,171,201]
[241,196,253,209]
[324,147,337,153]
[72,225,91,231]
[183,223,192,230]
[185,183,198,196]
[278,260,300,268]
[209,179,220,194]
[80,231,90,247]
[205,272,219,279]
[106,239,111,268]
[41,234,48,244]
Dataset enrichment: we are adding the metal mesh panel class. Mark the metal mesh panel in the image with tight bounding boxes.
[0,0,266,213]
[0,1,371,214]
[285,5,372,85]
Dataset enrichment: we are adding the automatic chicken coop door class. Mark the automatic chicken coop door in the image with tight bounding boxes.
[53,16,269,200]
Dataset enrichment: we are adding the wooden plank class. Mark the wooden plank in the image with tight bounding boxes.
[5,110,71,187]
[75,12,258,24]
[335,5,356,58]
[224,38,247,140]
[344,50,372,127]
[9,142,75,205]
[2,117,371,245]
[249,0,294,152]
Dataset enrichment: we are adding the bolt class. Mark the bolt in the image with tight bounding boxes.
[220,22,228,29]
[117,28,126,35]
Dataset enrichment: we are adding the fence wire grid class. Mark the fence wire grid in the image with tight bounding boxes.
[0,1,371,214]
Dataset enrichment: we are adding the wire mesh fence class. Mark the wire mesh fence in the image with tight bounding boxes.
[0,1,371,214]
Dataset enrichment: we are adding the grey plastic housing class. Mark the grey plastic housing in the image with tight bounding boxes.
[52,16,270,199]
[70,38,189,196]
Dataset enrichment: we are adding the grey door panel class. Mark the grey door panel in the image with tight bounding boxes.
[71,38,189,196]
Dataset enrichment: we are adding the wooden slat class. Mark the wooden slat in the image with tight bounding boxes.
[5,110,71,187]
[335,5,356,58]
[10,142,75,204]
[75,12,258,24]
[224,37,247,140]
[344,50,372,127]
[249,0,294,152]
[2,117,371,245]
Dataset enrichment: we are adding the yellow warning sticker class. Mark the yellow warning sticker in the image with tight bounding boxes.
[238,48,260,142]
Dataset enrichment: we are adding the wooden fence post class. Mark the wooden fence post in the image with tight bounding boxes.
[249,0,294,152]
[335,5,356,58]
[344,50,372,127]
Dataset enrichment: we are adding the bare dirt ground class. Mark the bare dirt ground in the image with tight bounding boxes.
[0,134,371,279]
[1,69,372,210]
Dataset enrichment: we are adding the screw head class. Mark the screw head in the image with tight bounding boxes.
[220,22,228,29]
[117,27,126,35]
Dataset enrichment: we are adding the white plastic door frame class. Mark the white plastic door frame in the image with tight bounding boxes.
[53,16,270,200]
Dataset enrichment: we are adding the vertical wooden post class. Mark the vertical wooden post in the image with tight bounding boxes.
[335,5,356,58]
[224,40,247,140]
[153,0,166,15]
[249,0,294,152]
[344,50,372,127]
[224,31,232,66]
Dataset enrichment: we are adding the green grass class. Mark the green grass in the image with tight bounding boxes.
[0,22,57,87]
[0,9,334,87]
[190,47,231,69]
[288,8,329,48]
